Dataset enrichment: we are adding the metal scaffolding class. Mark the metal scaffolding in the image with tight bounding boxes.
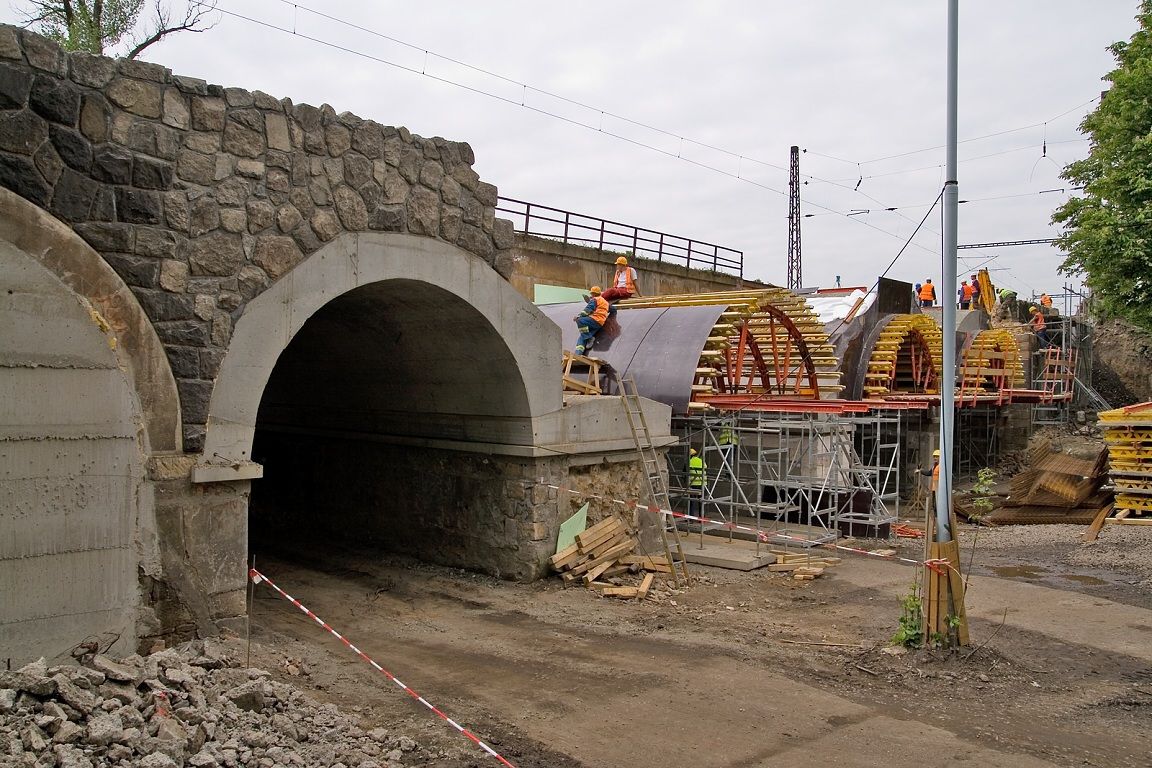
[669,409,899,546]
[956,406,1001,478]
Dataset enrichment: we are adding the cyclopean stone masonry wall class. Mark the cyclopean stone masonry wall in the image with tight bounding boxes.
[0,24,515,451]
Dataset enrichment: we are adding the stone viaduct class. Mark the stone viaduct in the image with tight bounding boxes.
[0,26,733,663]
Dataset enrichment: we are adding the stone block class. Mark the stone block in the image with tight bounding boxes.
[102,252,160,288]
[115,187,161,224]
[461,191,483,226]
[162,88,190,130]
[193,293,216,321]
[219,207,246,233]
[419,161,444,190]
[0,25,21,60]
[21,31,65,75]
[132,287,196,321]
[252,234,302,279]
[493,217,515,249]
[457,223,494,261]
[177,379,215,423]
[440,205,462,242]
[407,186,440,236]
[190,96,225,131]
[246,199,275,232]
[266,148,291,170]
[211,310,232,346]
[135,227,178,258]
[222,121,264,158]
[475,181,499,207]
[132,155,173,189]
[49,168,98,222]
[380,166,408,204]
[344,153,372,188]
[69,52,117,88]
[0,62,32,109]
[325,123,351,156]
[118,58,168,83]
[172,75,208,95]
[183,424,205,452]
[90,144,132,184]
[163,190,190,232]
[229,107,263,132]
[322,155,343,186]
[216,177,249,206]
[308,176,330,206]
[154,320,210,347]
[185,232,244,276]
[0,109,48,154]
[183,131,220,154]
[107,77,163,118]
[288,186,314,216]
[368,204,405,232]
[176,148,214,185]
[359,180,381,212]
[352,121,384,158]
[0,152,50,206]
[159,259,189,293]
[29,74,80,126]
[235,158,264,178]
[451,163,480,192]
[74,221,134,251]
[213,152,233,181]
[309,209,340,241]
[275,204,302,233]
[90,185,114,221]
[332,185,367,230]
[252,90,280,110]
[126,121,180,160]
[224,87,253,107]
[33,142,63,189]
[237,264,269,299]
[266,167,290,192]
[79,93,109,142]
[199,347,226,378]
[397,144,421,183]
[49,124,91,171]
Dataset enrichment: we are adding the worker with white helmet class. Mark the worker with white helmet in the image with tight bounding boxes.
[600,255,641,302]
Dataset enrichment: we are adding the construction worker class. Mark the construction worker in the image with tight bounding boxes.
[1040,293,1053,308]
[687,448,706,519]
[970,274,981,305]
[573,286,611,355]
[919,449,941,513]
[958,279,974,310]
[600,256,641,302]
[918,278,936,307]
[1029,306,1052,348]
[998,287,1017,304]
[718,423,738,466]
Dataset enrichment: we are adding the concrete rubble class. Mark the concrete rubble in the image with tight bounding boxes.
[0,641,443,768]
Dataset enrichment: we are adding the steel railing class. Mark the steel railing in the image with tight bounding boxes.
[496,197,742,278]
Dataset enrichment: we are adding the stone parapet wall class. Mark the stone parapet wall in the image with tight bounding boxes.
[0,25,514,451]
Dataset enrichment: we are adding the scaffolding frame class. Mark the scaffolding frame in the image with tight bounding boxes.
[670,408,899,548]
[956,406,1001,479]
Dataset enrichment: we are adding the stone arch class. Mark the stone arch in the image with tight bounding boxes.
[862,314,944,398]
[0,187,181,452]
[200,231,562,474]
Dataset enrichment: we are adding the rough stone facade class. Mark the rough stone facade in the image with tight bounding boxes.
[0,25,515,451]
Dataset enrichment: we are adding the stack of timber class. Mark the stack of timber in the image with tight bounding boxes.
[988,439,1112,525]
[1099,402,1152,527]
[766,549,840,580]
[549,515,672,599]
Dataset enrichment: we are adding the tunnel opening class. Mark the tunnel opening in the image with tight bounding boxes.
[249,278,545,577]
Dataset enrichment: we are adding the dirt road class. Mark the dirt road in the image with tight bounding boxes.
[244,527,1152,767]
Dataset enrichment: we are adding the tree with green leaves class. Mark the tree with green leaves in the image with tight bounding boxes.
[18,1,217,60]
[1052,1,1152,331]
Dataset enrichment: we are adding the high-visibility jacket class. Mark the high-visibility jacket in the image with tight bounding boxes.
[718,426,738,446]
[688,455,705,488]
[960,283,974,301]
[613,266,637,292]
[919,283,936,301]
[931,462,940,492]
[1040,294,1053,307]
[1031,312,1046,332]
[582,296,610,324]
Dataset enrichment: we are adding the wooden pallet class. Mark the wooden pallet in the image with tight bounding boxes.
[549,515,671,599]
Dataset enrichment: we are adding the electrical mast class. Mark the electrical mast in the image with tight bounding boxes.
[787,145,802,290]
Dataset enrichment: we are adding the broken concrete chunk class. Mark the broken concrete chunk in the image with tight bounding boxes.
[84,712,125,746]
[50,675,96,715]
[90,654,140,683]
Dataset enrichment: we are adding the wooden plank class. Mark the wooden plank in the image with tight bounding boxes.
[575,518,621,549]
[549,541,581,568]
[585,531,631,559]
[1081,503,1115,543]
[601,586,640,599]
[581,560,613,585]
[566,540,636,577]
[637,573,655,599]
[576,521,624,553]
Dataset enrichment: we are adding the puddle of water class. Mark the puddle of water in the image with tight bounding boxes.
[1061,574,1108,586]
[989,565,1048,578]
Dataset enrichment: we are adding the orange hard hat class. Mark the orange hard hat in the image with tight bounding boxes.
[615,256,628,266]
[590,286,602,295]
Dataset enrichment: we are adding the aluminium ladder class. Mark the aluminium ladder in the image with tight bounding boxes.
[616,374,691,587]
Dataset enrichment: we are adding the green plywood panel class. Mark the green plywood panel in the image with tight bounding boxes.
[555,502,588,554]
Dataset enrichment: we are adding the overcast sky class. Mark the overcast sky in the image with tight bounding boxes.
[3,1,1141,300]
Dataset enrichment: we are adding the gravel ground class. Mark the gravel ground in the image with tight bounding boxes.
[966,523,1152,588]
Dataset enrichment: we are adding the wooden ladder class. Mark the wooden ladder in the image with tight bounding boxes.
[616,374,691,587]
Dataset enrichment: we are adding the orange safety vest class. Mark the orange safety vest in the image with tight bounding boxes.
[1031,312,1046,332]
[613,266,637,293]
[961,283,974,300]
[919,283,935,301]
[588,296,610,324]
[931,462,940,492]
[1040,294,1053,307]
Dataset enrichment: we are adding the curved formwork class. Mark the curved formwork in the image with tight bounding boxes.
[862,314,943,399]
[959,328,1025,403]
[616,289,844,411]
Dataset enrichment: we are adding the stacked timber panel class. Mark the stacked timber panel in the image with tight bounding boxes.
[1100,402,1152,520]
[549,516,670,599]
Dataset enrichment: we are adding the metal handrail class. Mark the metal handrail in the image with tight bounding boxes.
[496,196,743,278]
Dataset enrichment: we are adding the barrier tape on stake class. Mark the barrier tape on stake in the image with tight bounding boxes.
[542,484,952,573]
[249,568,517,768]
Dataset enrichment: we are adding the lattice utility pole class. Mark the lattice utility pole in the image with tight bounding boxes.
[787,145,802,290]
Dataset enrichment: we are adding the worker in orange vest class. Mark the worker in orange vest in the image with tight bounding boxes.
[958,280,974,310]
[1029,306,1052,348]
[574,286,612,355]
[919,448,941,513]
[1040,293,1053,308]
[969,274,981,306]
[918,279,936,307]
[600,256,641,302]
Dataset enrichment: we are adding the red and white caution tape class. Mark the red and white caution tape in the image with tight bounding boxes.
[249,568,517,768]
[543,484,946,572]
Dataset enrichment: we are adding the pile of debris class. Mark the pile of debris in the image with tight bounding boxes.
[1100,401,1152,525]
[988,439,1112,525]
[766,550,841,580]
[549,515,675,598]
[0,641,449,768]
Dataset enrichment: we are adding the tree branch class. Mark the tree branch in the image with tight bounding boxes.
[126,0,217,59]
